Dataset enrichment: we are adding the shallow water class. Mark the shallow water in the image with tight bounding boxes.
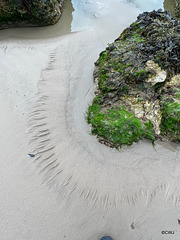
[71,0,164,31]
[0,0,164,40]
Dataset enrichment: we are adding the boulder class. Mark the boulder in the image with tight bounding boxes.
[0,0,65,29]
[87,10,180,148]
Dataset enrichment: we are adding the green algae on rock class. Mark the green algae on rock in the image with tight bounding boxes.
[87,10,180,148]
[0,0,65,29]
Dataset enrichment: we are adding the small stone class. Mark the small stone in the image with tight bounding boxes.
[28,154,35,158]
[100,236,114,240]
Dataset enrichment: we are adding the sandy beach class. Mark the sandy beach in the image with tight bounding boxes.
[0,0,180,239]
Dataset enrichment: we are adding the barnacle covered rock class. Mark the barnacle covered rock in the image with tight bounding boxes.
[87,10,180,148]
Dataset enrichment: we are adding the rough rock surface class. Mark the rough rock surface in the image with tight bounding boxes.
[0,0,65,29]
[87,10,180,148]
[164,0,180,19]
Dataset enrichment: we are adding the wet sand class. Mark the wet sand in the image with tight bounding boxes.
[0,1,180,240]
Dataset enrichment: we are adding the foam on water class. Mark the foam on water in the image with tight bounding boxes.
[71,0,164,32]
[126,0,164,11]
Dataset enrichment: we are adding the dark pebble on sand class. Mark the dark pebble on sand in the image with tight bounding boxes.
[100,236,114,240]
[28,154,35,158]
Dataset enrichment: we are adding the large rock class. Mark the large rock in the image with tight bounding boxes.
[0,0,65,29]
[87,10,180,148]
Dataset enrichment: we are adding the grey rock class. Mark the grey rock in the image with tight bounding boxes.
[164,0,180,19]
[0,0,65,29]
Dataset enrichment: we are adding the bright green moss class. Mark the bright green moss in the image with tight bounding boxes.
[98,72,110,92]
[110,60,131,73]
[132,33,145,43]
[135,70,146,76]
[176,93,180,99]
[131,22,141,27]
[97,51,108,66]
[87,101,155,148]
[161,102,180,141]
[135,70,147,82]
